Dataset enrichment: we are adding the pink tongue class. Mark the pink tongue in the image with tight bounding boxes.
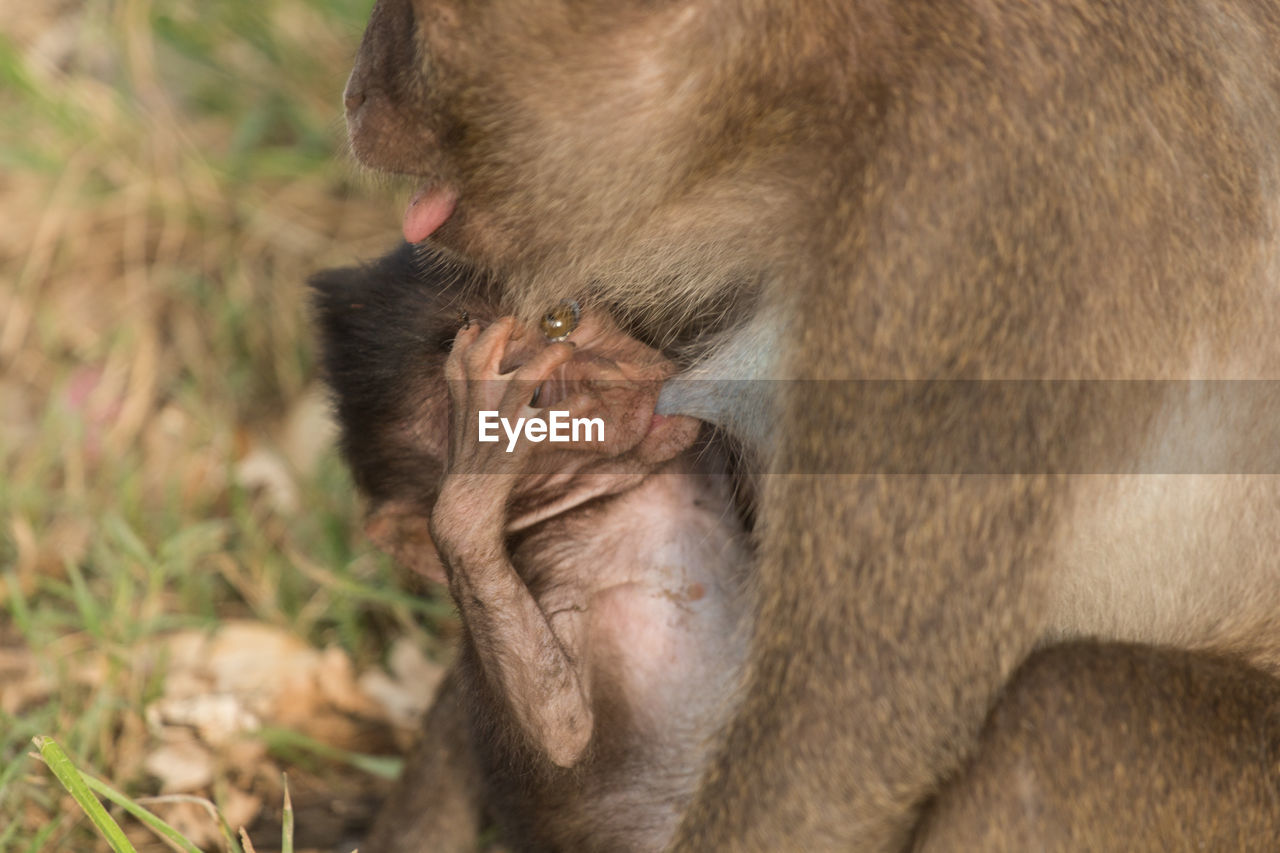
[403,186,458,243]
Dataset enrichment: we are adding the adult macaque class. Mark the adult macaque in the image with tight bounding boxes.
[343,3,1280,847]
[312,243,751,851]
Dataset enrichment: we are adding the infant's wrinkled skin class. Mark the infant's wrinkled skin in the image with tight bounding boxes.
[312,243,750,852]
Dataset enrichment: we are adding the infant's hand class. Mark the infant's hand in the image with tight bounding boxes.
[442,317,585,478]
[433,318,596,559]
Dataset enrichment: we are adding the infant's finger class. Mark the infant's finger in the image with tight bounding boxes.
[462,317,517,379]
[444,323,483,382]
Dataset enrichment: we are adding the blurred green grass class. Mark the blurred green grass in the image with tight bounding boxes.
[0,0,446,848]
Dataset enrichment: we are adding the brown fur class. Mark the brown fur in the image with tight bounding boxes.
[371,641,1280,853]
[345,3,1280,848]
[914,643,1280,852]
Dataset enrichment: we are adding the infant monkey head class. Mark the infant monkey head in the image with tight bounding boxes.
[311,242,477,510]
[310,242,701,560]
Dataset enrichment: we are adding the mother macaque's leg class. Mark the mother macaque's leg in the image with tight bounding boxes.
[913,642,1280,852]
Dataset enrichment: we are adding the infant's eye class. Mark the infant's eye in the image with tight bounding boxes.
[540,299,580,342]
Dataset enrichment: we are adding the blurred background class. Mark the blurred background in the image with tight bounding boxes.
[0,1,455,849]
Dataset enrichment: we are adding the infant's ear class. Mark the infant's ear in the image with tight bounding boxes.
[366,501,447,585]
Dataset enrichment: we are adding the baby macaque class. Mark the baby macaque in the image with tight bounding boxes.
[312,242,751,851]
